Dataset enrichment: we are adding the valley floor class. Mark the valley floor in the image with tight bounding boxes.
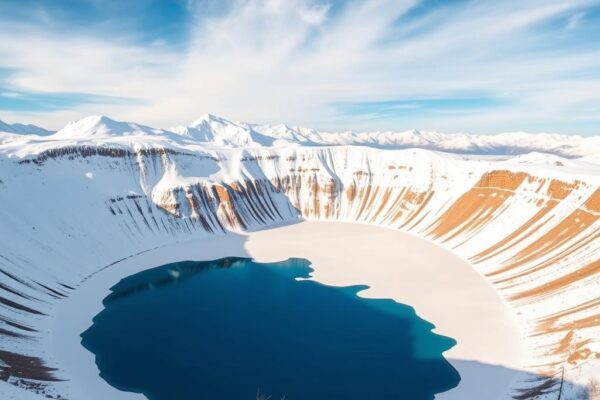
[48,221,524,400]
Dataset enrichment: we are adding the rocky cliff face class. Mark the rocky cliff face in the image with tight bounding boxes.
[0,142,598,399]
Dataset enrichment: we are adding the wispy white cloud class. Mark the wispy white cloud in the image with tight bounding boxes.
[299,3,330,25]
[0,0,599,135]
[566,11,586,30]
[0,92,22,98]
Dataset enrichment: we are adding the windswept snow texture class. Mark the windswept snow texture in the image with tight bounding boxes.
[0,114,598,400]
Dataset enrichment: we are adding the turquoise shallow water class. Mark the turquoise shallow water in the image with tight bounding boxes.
[81,257,460,400]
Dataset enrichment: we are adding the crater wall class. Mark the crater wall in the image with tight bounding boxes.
[0,145,598,399]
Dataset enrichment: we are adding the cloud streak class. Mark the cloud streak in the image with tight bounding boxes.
[0,0,599,134]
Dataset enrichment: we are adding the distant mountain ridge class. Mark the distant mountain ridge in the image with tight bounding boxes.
[0,119,54,136]
[2,113,599,158]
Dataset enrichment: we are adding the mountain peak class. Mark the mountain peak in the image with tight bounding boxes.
[87,114,115,125]
[53,115,164,139]
[171,113,279,147]
[190,113,232,128]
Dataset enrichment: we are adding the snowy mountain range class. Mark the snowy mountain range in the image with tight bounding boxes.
[1,114,599,159]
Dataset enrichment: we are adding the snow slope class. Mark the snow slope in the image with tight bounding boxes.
[0,114,598,399]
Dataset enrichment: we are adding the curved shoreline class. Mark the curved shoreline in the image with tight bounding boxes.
[51,221,524,400]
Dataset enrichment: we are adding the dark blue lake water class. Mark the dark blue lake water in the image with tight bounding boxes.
[81,257,460,400]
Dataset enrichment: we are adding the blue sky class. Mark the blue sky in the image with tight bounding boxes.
[0,0,599,134]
